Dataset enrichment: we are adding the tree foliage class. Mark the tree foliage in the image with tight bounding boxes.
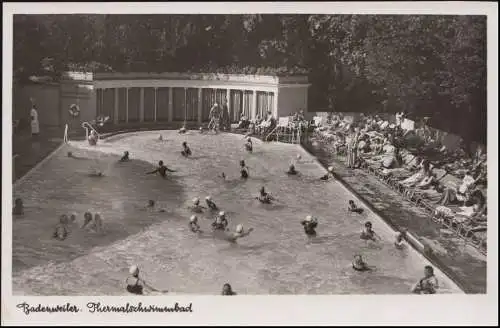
[12,14,486,143]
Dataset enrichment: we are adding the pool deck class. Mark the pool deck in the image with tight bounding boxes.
[301,140,487,294]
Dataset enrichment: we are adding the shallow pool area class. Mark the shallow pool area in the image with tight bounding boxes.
[12,130,463,295]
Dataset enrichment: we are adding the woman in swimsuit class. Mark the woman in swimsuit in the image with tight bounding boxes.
[212,211,229,231]
[245,138,253,153]
[189,215,202,233]
[320,166,335,181]
[205,196,218,211]
[411,265,439,294]
[221,283,237,295]
[352,255,371,271]
[126,265,167,295]
[225,224,254,243]
[81,212,93,229]
[191,197,205,213]
[181,142,192,157]
[257,186,274,204]
[146,161,176,179]
[394,230,407,249]
[348,200,364,214]
[360,221,380,241]
[301,215,318,237]
[53,214,70,241]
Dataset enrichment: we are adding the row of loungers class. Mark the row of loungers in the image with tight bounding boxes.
[314,128,487,255]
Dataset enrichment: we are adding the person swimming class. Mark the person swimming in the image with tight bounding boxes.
[178,126,187,134]
[191,197,205,213]
[394,230,407,248]
[13,198,24,215]
[360,221,379,241]
[205,196,218,211]
[256,186,274,204]
[126,265,167,295]
[181,142,192,157]
[320,166,335,180]
[245,138,253,152]
[240,160,249,179]
[119,151,130,162]
[189,215,202,233]
[225,224,254,243]
[212,211,229,231]
[158,134,163,141]
[91,213,103,233]
[352,255,371,271]
[69,212,77,224]
[221,283,237,295]
[81,212,93,229]
[146,160,176,179]
[199,126,204,133]
[53,214,69,240]
[348,200,364,214]
[411,265,439,294]
[287,164,298,175]
[300,215,318,237]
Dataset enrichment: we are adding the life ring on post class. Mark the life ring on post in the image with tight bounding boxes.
[69,104,81,118]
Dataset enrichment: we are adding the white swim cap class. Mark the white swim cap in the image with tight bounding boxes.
[236,224,243,233]
[190,215,198,223]
[305,215,313,221]
[206,196,212,201]
[297,154,302,159]
[328,166,334,172]
[70,212,77,217]
[193,197,200,204]
[129,265,139,275]
[219,211,225,217]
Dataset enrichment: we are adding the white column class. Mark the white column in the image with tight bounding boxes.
[168,87,173,122]
[251,90,257,120]
[197,88,203,124]
[114,88,119,124]
[154,87,158,122]
[226,88,231,124]
[273,90,279,118]
[139,87,145,122]
[126,88,129,123]
[242,90,247,118]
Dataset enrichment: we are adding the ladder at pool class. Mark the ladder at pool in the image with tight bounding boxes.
[81,121,101,140]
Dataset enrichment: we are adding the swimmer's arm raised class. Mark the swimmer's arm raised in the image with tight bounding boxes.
[146,168,159,175]
[166,167,176,172]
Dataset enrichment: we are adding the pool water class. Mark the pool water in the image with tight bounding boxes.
[12,131,463,295]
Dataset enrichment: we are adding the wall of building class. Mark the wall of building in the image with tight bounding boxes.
[277,86,309,119]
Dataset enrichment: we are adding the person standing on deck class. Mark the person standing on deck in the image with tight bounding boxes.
[209,102,221,133]
[30,103,40,138]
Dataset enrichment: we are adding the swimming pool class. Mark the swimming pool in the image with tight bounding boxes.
[12,130,463,295]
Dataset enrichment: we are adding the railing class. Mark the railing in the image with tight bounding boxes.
[81,121,101,140]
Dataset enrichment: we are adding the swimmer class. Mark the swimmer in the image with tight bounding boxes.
[245,137,253,152]
[226,224,254,243]
[158,134,163,141]
[411,265,439,294]
[126,265,168,295]
[352,255,371,271]
[394,230,407,249]
[240,160,249,179]
[81,212,93,229]
[286,164,298,175]
[205,196,218,211]
[146,160,176,179]
[320,166,335,181]
[199,126,204,133]
[348,200,364,214]
[53,214,69,240]
[212,211,229,231]
[190,197,205,213]
[13,198,24,215]
[360,221,380,241]
[119,151,130,162]
[221,172,226,180]
[221,283,237,295]
[301,215,318,237]
[181,142,192,157]
[91,213,103,233]
[178,126,187,134]
[67,151,73,157]
[69,212,77,223]
[189,215,202,233]
[256,186,274,204]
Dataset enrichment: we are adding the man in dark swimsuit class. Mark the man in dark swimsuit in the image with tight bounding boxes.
[146,161,176,178]
[119,151,130,162]
[181,142,192,157]
[240,160,249,179]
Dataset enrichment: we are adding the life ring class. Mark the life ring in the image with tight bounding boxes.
[69,104,80,117]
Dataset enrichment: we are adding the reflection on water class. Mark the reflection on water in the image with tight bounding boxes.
[12,132,462,295]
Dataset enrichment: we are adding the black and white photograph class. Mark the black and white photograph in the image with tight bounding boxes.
[2,2,498,326]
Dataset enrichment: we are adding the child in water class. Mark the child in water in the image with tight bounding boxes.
[348,200,364,214]
[191,198,205,213]
[212,211,229,231]
[240,160,249,179]
[320,166,335,180]
[257,186,274,204]
[286,164,298,175]
[301,215,318,237]
[146,161,176,179]
[13,198,24,215]
[126,265,167,295]
[360,221,380,241]
[226,224,254,243]
[205,196,218,211]
[181,142,192,157]
[245,138,253,152]
[189,215,202,233]
[119,151,130,162]
[221,283,237,295]
[394,230,407,249]
[53,214,70,241]
[352,255,371,271]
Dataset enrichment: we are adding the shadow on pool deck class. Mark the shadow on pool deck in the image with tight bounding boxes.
[12,150,186,272]
[302,139,487,294]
